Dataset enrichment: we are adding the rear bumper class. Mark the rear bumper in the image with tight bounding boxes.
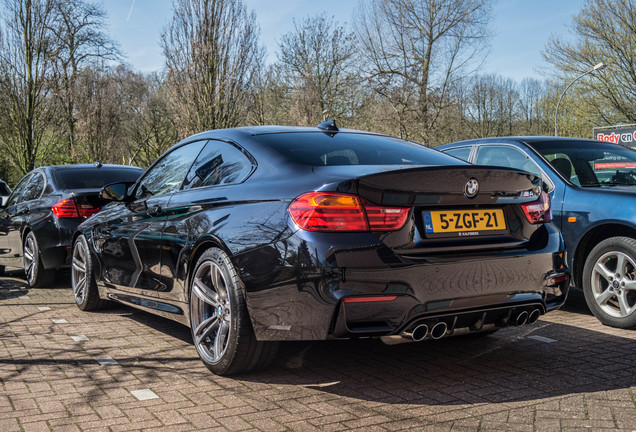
[237,224,568,341]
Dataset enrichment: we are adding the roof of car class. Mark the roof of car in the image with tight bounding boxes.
[46,164,144,171]
[439,136,603,148]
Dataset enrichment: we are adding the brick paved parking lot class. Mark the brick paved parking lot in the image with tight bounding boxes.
[1,271,635,432]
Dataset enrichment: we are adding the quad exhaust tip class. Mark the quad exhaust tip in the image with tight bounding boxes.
[528,309,541,324]
[430,321,448,340]
[410,324,429,342]
[515,311,528,326]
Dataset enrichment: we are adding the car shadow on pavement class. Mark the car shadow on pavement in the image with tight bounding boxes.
[112,297,635,407]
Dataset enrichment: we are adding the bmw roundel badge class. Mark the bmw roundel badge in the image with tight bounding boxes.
[464,178,479,198]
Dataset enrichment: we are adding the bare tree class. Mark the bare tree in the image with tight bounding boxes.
[277,14,359,126]
[354,0,493,142]
[48,0,119,163]
[543,0,636,125]
[0,0,58,175]
[161,0,263,136]
[127,73,180,168]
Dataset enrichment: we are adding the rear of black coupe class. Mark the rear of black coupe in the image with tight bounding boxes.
[74,126,569,375]
[238,132,569,346]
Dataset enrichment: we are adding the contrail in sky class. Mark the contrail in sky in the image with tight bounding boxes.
[127,0,136,21]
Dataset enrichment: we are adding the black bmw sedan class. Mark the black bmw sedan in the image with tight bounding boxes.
[438,137,636,329]
[71,122,569,375]
[0,163,144,287]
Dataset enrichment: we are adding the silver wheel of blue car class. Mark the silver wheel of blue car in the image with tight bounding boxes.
[71,235,103,311]
[189,248,278,375]
[584,236,636,329]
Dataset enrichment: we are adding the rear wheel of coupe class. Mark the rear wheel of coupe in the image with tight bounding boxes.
[72,235,104,311]
[189,248,278,375]
[583,236,636,329]
[23,231,55,287]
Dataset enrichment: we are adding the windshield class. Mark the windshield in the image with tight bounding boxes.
[531,140,636,187]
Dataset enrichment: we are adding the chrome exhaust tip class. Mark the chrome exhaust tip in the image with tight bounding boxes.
[515,311,528,326]
[527,309,541,324]
[411,324,429,342]
[430,321,448,340]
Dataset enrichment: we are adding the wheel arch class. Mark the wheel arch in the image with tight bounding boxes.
[186,236,240,297]
[573,223,636,288]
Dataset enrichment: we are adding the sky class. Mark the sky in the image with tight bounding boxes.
[103,0,585,82]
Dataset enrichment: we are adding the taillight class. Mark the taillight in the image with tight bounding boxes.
[521,191,552,224]
[52,199,100,219]
[288,192,409,232]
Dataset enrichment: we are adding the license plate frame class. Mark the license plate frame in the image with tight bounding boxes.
[423,209,507,237]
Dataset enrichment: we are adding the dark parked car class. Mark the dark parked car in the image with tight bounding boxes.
[71,122,569,375]
[0,163,144,287]
[438,137,636,329]
[0,180,11,206]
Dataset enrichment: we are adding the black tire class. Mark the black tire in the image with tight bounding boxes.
[582,236,636,329]
[0,265,5,276]
[189,248,278,375]
[71,235,104,311]
[23,231,55,287]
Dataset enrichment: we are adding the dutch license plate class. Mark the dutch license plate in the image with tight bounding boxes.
[423,209,506,236]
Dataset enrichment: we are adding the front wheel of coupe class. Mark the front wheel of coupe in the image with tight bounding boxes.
[72,235,104,311]
[189,248,278,375]
[582,236,636,329]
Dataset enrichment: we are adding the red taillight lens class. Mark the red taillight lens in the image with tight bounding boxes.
[77,204,100,218]
[52,199,79,218]
[521,191,552,224]
[52,199,100,219]
[288,192,409,232]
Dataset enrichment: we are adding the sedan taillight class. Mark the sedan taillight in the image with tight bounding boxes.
[521,191,552,224]
[288,192,409,232]
[52,199,100,219]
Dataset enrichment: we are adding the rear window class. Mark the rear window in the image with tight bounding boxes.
[54,167,143,189]
[254,132,462,166]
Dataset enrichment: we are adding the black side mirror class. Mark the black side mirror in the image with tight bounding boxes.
[100,182,132,201]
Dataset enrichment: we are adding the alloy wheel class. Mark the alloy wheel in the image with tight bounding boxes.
[72,241,88,305]
[591,250,636,318]
[190,260,232,364]
[23,235,35,283]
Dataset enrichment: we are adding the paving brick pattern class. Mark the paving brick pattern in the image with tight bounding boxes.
[1,271,635,431]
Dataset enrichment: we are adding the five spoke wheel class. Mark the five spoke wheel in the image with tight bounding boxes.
[584,236,636,328]
[190,260,232,364]
[590,251,636,318]
[188,248,278,375]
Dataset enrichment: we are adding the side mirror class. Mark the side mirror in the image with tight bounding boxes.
[100,182,132,201]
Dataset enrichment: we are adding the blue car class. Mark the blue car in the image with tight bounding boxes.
[438,137,636,329]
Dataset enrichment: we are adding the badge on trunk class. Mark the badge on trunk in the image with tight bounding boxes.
[464,178,479,198]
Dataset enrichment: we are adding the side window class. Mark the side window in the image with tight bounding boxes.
[476,144,555,192]
[543,153,578,185]
[476,145,540,175]
[135,140,206,199]
[6,175,31,207]
[183,140,254,189]
[442,146,472,162]
[22,172,45,201]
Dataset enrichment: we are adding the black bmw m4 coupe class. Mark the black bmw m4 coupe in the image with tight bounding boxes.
[71,121,570,375]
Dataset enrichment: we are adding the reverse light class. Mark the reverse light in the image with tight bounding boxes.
[288,192,409,232]
[52,199,100,219]
[521,191,552,224]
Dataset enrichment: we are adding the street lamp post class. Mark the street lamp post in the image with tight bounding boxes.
[554,62,607,137]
